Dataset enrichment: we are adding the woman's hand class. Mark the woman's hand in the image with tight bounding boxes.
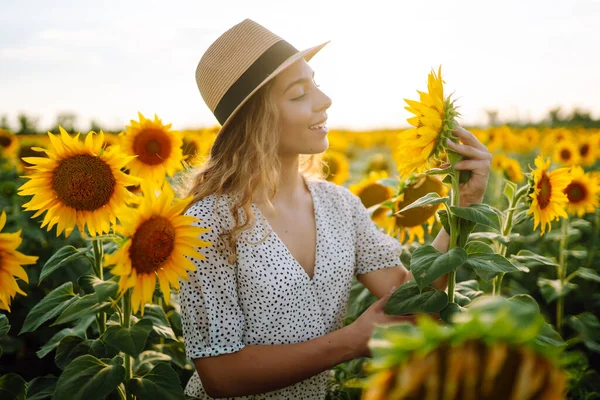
[347,286,440,358]
[442,123,492,207]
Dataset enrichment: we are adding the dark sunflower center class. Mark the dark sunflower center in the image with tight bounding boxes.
[565,181,587,203]
[133,128,172,166]
[580,144,589,157]
[129,216,175,274]
[0,136,12,148]
[537,172,552,209]
[560,149,571,161]
[51,154,116,211]
[359,184,391,208]
[395,176,443,227]
[182,139,198,158]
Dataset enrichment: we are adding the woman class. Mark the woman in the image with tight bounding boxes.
[177,18,491,399]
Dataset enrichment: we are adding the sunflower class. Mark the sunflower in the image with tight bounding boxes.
[17,127,140,237]
[392,174,448,244]
[365,153,390,175]
[120,112,184,185]
[104,181,213,315]
[395,66,459,179]
[180,130,206,168]
[525,155,572,236]
[362,296,567,400]
[553,140,580,167]
[491,154,524,183]
[576,135,596,166]
[563,165,600,218]
[0,129,18,159]
[322,150,350,185]
[0,211,38,311]
[349,170,395,230]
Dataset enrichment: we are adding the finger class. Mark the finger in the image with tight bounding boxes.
[452,124,488,152]
[446,139,492,160]
[454,159,491,171]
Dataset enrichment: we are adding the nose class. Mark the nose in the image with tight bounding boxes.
[315,88,332,112]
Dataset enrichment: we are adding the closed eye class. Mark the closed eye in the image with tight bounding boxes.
[292,84,321,101]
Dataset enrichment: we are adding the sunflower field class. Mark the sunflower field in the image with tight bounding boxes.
[1,68,600,400]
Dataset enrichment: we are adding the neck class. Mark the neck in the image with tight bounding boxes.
[254,154,307,206]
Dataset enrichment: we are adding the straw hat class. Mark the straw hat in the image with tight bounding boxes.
[195,18,330,133]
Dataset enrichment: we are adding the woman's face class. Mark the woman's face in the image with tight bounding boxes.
[272,58,332,156]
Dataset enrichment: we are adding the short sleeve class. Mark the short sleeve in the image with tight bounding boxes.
[341,187,403,276]
[178,197,246,360]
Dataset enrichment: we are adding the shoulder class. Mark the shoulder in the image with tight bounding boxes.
[184,193,236,233]
[310,179,360,209]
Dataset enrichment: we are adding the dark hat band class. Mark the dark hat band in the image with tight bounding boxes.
[213,39,299,125]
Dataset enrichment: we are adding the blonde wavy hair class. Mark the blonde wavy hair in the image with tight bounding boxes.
[176,77,325,264]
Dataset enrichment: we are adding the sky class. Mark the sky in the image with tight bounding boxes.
[1,0,599,132]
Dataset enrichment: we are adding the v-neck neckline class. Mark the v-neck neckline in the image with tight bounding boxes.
[252,176,319,282]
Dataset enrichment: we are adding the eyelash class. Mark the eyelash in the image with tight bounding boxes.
[293,84,320,101]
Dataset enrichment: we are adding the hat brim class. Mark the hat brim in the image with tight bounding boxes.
[216,40,330,134]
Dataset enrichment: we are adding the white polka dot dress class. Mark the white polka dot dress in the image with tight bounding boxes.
[178,178,403,399]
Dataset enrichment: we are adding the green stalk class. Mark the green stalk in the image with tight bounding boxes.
[556,217,569,336]
[447,170,460,304]
[122,288,133,400]
[492,183,523,296]
[92,238,106,335]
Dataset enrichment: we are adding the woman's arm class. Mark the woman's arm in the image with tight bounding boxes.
[193,324,359,398]
[356,226,450,298]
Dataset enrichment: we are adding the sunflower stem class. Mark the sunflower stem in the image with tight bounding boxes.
[447,170,461,304]
[492,181,522,296]
[122,288,134,400]
[557,217,569,336]
[92,238,106,335]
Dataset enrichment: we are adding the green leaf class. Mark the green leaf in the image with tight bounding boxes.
[101,319,153,358]
[567,313,600,353]
[383,281,448,315]
[510,250,558,268]
[39,245,91,284]
[142,304,176,341]
[440,302,465,324]
[0,314,9,337]
[0,373,27,400]
[464,241,494,255]
[464,253,521,281]
[468,231,513,246]
[151,342,190,370]
[396,192,448,214]
[55,335,92,370]
[537,278,577,304]
[53,355,126,400]
[410,245,468,290]
[455,280,484,305]
[19,282,77,334]
[93,279,119,303]
[574,268,600,283]
[400,249,412,270]
[437,209,451,235]
[127,362,185,400]
[133,351,172,376]
[36,315,95,359]
[457,218,477,248]
[52,292,112,326]
[503,180,517,204]
[25,375,57,400]
[449,204,502,232]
